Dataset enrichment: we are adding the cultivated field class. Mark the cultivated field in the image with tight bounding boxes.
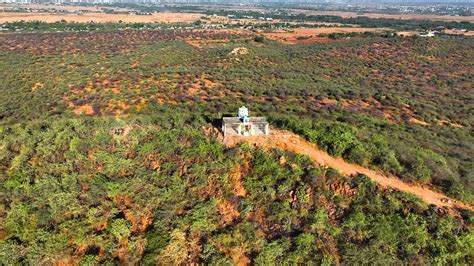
[0,11,204,23]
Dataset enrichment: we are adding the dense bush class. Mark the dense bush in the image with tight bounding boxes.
[0,117,471,264]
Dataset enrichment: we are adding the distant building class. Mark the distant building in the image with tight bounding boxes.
[222,106,269,137]
[419,31,436,37]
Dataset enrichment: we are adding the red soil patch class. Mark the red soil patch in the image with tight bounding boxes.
[110,87,121,94]
[187,87,206,96]
[217,199,241,227]
[320,98,339,105]
[383,111,397,123]
[71,105,94,115]
[0,229,7,240]
[229,163,248,197]
[229,248,250,266]
[52,255,76,266]
[114,195,153,234]
[114,195,133,210]
[125,210,153,234]
[31,82,43,92]
[145,152,161,171]
[224,128,472,212]
[408,117,431,126]
[437,119,464,128]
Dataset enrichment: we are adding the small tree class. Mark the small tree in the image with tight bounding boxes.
[254,36,265,43]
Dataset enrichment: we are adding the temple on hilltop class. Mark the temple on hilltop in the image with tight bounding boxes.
[222,106,269,137]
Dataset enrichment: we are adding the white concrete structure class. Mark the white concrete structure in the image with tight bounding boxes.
[222,107,269,137]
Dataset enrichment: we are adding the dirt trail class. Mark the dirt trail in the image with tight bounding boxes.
[224,129,472,211]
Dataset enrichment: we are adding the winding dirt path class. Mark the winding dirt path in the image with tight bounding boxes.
[224,129,472,211]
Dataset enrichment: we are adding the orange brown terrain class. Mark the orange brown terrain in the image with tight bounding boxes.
[0,11,205,23]
[442,29,474,36]
[0,3,130,12]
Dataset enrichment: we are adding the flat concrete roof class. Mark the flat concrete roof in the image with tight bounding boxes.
[223,117,268,124]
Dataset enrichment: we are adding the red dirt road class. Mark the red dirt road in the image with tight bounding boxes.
[224,129,472,211]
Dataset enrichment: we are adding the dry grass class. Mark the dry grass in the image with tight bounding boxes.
[0,3,129,12]
[0,12,204,23]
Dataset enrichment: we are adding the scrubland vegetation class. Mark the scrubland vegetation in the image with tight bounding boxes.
[0,115,472,264]
[0,23,472,264]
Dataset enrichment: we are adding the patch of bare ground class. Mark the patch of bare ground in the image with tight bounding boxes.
[223,128,473,212]
[71,105,94,116]
[0,11,205,23]
[229,162,249,197]
[31,82,43,92]
[437,120,464,128]
[229,47,249,56]
[442,29,474,36]
[0,229,7,241]
[396,31,419,37]
[408,117,431,126]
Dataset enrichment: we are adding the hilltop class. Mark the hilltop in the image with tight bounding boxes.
[0,15,473,264]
